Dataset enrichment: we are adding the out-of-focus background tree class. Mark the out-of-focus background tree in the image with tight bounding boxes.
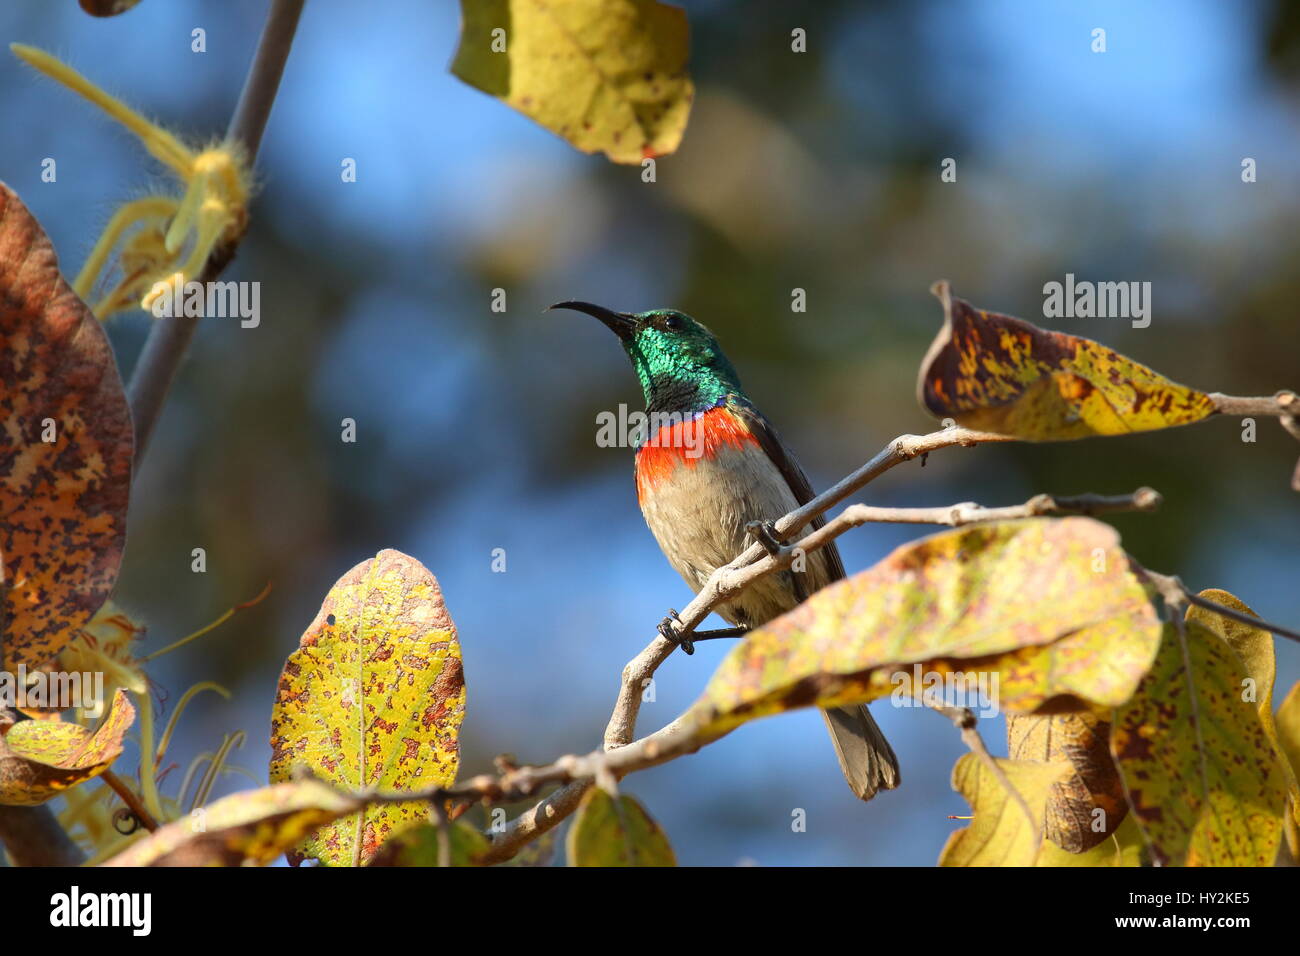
[1,0,1296,865]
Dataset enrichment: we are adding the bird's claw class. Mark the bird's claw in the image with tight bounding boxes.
[745,519,785,557]
[657,609,694,655]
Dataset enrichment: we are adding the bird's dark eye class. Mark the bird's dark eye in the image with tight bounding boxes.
[664,313,684,331]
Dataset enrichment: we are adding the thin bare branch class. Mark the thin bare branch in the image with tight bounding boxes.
[932,703,1041,854]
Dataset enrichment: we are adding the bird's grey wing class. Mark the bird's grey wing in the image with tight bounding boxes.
[726,397,847,582]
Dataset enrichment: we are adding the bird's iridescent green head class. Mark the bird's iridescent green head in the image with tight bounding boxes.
[551,302,743,413]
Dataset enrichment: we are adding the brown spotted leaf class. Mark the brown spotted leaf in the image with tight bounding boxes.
[0,688,132,805]
[103,779,360,866]
[268,550,467,866]
[1187,588,1299,826]
[0,183,132,671]
[684,518,1161,743]
[567,788,675,866]
[1111,621,1286,866]
[1007,712,1128,852]
[367,819,490,867]
[917,281,1216,440]
[451,0,693,164]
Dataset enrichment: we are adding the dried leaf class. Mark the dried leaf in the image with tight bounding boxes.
[367,819,490,867]
[1111,621,1286,866]
[451,0,693,164]
[685,518,1161,742]
[269,549,467,866]
[567,788,675,866]
[1007,712,1128,851]
[0,688,133,805]
[0,183,133,671]
[939,754,1068,866]
[103,779,358,867]
[1034,814,1145,867]
[917,281,1216,440]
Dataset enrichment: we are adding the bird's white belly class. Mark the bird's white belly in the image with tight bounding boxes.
[637,441,832,627]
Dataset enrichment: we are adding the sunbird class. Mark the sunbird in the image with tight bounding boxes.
[553,302,900,800]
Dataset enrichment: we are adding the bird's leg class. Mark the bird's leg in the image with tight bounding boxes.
[691,626,750,641]
[657,611,750,656]
[746,518,810,603]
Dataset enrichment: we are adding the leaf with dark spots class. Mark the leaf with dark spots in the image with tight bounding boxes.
[104,779,360,867]
[268,550,467,866]
[1110,621,1286,865]
[0,688,133,805]
[917,281,1216,440]
[683,518,1161,743]
[0,183,132,672]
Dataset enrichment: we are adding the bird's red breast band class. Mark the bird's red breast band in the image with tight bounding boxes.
[634,405,760,503]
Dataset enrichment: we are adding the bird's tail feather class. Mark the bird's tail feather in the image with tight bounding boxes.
[821,704,901,801]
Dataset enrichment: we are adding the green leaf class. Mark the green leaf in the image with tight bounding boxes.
[103,780,359,867]
[1110,621,1286,866]
[917,282,1216,440]
[451,0,693,164]
[269,550,467,866]
[367,819,490,867]
[567,788,675,866]
[683,518,1161,743]
[0,689,134,805]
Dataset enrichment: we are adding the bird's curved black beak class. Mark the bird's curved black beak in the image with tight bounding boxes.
[548,301,637,342]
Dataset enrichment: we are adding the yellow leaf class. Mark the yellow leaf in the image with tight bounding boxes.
[917,281,1216,440]
[684,518,1161,742]
[103,780,358,867]
[567,788,675,866]
[1111,622,1286,866]
[1278,681,1300,857]
[1007,712,1128,852]
[268,550,467,866]
[0,689,133,805]
[1278,681,1300,786]
[1188,588,1299,826]
[451,0,693,164]
[939,754,1068,866]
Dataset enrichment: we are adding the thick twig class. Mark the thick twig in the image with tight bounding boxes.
[127,0,305,463]
[1208,390,1298,419]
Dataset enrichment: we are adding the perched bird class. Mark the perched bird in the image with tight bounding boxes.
[553,301,900,801]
